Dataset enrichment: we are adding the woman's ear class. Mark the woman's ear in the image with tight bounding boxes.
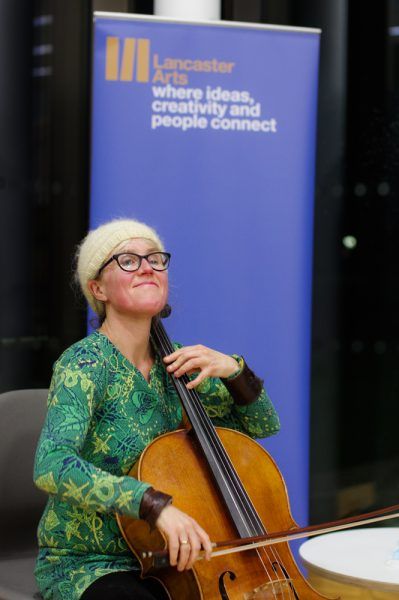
[87,279,108,303]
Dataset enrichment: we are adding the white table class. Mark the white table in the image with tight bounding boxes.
[299,528,399,599]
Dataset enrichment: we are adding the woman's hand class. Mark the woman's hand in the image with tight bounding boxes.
[163,345,239,389]
[155,505,212,570]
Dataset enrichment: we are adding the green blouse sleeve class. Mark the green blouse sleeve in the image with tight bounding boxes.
[194,371,280,439]
[33,351,150,519]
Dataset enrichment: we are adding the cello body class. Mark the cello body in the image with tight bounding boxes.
[117,427,335,600]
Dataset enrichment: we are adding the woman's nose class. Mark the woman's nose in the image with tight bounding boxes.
[137,257,154,274]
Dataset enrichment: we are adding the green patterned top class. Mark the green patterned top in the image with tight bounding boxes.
[34,331,280,599]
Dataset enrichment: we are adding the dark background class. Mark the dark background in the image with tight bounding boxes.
[1,0,398,525]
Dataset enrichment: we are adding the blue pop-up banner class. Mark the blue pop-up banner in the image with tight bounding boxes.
[90,13,320,530]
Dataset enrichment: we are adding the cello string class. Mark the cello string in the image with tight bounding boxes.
[154,323,266,534]
[154,322,273,534]
[153,322,291,599]
[153,322,290,598]
[153,322,293,598]
[157,339,297,600]
[154,322,292,566]
[154,321,264,529]
[153,328,282,599]
[152,327,276,574]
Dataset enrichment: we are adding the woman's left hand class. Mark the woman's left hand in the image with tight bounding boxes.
[163,345,239,389]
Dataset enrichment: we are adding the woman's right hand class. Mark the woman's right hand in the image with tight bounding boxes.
[155,504,212,571]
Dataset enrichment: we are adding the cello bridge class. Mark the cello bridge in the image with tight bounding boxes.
[243,579,293,599]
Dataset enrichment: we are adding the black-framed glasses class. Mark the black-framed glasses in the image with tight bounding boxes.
[98,252,171,276]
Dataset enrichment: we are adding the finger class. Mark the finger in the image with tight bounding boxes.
[168,531,180,567]
[185,531,202,570]
[186,368,201,376]
[174,358,203,378]
[201,533,213,561]
[193,524,213,561]
[177,537,191,571]
[163,346,200,363]
[186,369,210,389]
[163,349,183,363]
[165,350,199,373]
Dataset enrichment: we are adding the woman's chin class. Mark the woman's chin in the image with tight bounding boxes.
[129,300,167,318]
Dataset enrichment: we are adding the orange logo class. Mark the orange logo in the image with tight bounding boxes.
[105,37,150,82]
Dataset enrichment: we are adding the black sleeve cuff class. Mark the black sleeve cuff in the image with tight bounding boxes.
[139,487,173,528]
[221,360,264,406]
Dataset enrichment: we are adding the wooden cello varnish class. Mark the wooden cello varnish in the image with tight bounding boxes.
[117,315,335,600]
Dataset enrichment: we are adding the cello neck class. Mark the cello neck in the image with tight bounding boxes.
[150,316,266,539]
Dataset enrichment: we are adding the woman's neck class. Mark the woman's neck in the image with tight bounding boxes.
[99,312,153,371]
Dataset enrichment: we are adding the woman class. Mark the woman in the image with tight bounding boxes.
[34,218,280,600]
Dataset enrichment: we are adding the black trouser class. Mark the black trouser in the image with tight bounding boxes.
[80,571,169,600]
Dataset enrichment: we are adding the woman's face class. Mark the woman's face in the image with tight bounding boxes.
[91,238,169,319]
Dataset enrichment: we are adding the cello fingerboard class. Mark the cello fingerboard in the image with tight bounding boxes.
[151,315,267,540]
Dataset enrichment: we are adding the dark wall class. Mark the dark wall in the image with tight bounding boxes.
[338,0,399,513]
[30,0,92,383]
[0,0,91,392]
[0,0,34,390]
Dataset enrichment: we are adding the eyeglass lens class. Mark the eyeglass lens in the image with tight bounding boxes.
[117,252,169,271]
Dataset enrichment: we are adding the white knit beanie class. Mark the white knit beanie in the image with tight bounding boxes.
[76,218,165,315]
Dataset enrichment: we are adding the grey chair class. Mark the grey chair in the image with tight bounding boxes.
[0,389,48,600]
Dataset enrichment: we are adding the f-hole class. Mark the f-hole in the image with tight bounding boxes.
[272,561,299,599]
[218,570,237,600]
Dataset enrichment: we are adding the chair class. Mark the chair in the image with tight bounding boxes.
[0,389,49,600]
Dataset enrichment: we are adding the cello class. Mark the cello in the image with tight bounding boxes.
[117,310,335,599]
